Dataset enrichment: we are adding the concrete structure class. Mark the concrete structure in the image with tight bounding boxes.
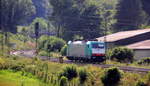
[127,40,150,60]
[96,29,150,60]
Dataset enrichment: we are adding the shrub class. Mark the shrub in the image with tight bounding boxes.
[59,65,78,81]
[39,51,49,56]
[59,76,68,86]
[110,47,134,62]
[147,72,150,85]
[38,36,66,52]
[0,58,5,69]
[10,63,24,71]
[136,80,147,86]
[60,45,67,56]
[50,37,66,52]
[38,35,49,50]
[106,49,113,59]
[79,68,88,84]
[101,67,122,86]
[138,57,150,65]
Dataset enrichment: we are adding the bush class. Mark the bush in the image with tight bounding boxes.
[101,67,122,86]
[0,58,5,69]
[38,36,66,52]
[60,45,67,56]
[106,49,113,59]
[138,57,150,65]
[136,80,147,86]
[59,76,68,86]
[39,51,49,56]
[79,68,88,84]
[110,47,134,62]
[50,37,66,52]
[59,65,78,81]
[147,72,150,85]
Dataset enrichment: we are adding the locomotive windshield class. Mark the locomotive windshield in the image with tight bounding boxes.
[92,43,104,48]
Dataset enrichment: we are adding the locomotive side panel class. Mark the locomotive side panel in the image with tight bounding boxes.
[67,41,87,58]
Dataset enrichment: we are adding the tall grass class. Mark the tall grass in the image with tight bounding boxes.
[0,56,149,86]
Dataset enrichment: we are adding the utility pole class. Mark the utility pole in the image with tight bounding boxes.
[104,17,107,55]
[35,22,39,56]
[104,14,110,61]
[0,31,4,56]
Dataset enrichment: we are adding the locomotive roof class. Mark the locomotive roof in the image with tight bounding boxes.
[68,41,104,45]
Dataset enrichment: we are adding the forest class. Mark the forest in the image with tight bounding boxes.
[1,0,150,41]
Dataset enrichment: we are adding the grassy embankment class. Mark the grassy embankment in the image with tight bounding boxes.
[0,56,149,86]
[0,70,50,86]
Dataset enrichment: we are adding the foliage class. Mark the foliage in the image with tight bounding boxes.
[136,80,147,86]
[79,68,88,84]
[141,0,150,25]
[48,0,118,40]
[138,57,150,65]
[29,18,55,34]
[0,70,50,86]
[38,35,66,52]
[60,45,67,56]
[101,67,122,86]
[39,51,49,56]
[32,0,51,19]
[7,33,33,50]
[73,35,84,41]
[110,47,134,62]
[147,72,150,85]
[0,57,149,86]
[115,0,148,31]
[59,65,78,81]
[0,0,35,33]
[59,76,68,86]
[48,52,61,58]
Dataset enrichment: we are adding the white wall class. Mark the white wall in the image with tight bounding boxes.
[134,49,150,60]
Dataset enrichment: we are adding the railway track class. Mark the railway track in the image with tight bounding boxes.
[11,50,150,73]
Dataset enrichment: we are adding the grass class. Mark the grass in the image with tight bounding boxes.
[0,56,149,86]
[105,60,150,69]
[0,70,51,86]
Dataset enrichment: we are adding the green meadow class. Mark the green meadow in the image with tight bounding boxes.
[0,70,51,86]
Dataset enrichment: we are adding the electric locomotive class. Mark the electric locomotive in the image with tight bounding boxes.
[66,41,106,62]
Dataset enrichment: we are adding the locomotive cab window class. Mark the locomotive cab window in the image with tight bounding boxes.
[87,45,90,48]
[92,43,104,48]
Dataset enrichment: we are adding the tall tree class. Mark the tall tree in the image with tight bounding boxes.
[141,0,150,25]
[49,0,102,40]
[32,0,51,19]
[0,0,35,33]
[115,0,147,31]
[142,0,150,15]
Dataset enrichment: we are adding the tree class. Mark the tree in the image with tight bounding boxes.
[49,0,103,40]
[29,18,48,34]
[38,36,66,52]
[141,0,150,25]
[142,0,150,16]
[115,0,147,31]
[0,0,35,33]
[32,0,51,19]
